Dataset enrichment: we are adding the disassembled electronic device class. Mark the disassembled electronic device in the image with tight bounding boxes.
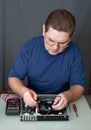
[20,95,69,121]
[5,95,69,121]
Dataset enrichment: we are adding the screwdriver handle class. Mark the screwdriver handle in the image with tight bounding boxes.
[73,104,77,112]
[73,104,78,117]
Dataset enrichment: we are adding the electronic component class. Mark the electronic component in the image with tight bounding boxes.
[6,98,20,115]
[20,95,69,121]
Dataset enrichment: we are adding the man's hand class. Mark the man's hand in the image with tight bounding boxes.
[23,89,37,106]
[52,85,84,110]
[52,93,69,110]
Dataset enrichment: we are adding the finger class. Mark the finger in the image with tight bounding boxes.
[52,98,67,110]
[52,99,64,109]
[57,99,68,110]
[28,95,37,106]
[23,91,36,106]
[53,96,61,105]
[31,90,37,101]
[26,97,36,106]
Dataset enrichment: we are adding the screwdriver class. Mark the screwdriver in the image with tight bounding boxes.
[35,103,39,115]
[73,104,78,117]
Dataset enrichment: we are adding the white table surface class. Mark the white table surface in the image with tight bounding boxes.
[0,94,91,130]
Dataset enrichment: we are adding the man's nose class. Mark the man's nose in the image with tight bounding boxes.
[52,42,58,49]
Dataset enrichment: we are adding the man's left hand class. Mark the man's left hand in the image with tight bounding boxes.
[52,93,69,110]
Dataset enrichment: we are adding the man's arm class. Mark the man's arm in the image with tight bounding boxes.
[63,85,84,102]
[52,85,84,110]
[8,77,37,106]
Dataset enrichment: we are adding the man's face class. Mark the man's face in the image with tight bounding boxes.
[43,25,71,55]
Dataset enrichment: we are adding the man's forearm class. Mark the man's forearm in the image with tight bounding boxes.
[8,77,30,97]
[63,85,85,102]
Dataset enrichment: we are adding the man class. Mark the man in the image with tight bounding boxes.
[8,9,86,110]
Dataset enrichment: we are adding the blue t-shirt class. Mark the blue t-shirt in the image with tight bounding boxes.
[8,36,86,94]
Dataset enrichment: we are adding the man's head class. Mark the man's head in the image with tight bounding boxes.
[43,9,76,55]
[44,9,75,37]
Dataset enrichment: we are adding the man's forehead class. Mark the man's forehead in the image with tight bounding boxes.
[46,28,70,42]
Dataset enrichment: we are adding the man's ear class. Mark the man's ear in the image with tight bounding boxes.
[42,24,45,36]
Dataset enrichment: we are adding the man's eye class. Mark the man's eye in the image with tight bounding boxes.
[49,39,54,42]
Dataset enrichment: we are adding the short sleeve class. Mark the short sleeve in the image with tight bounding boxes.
[70,48,87,90]
[8,43,30,80]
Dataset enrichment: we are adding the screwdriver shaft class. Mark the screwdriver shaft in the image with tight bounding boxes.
[75,111,78,117]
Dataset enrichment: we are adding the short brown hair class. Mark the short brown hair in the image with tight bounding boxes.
[45,9,76,37]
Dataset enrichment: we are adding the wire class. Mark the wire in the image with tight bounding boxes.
[2,94,19,102]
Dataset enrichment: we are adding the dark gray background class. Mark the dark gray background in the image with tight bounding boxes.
[0,0,91,91]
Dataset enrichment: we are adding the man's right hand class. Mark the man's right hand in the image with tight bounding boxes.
[23,89,37,106]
